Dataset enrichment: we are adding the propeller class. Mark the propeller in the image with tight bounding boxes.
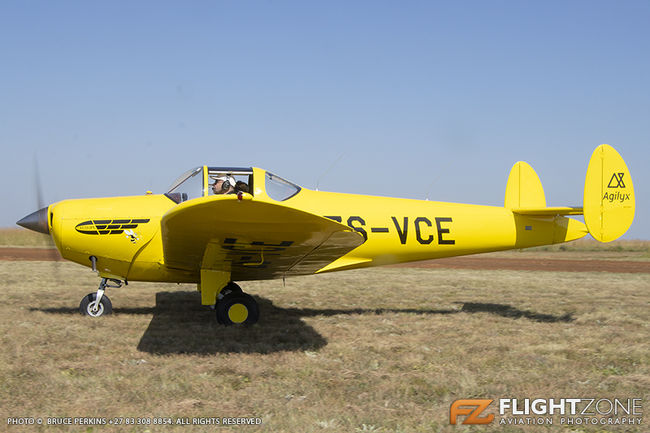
[16,156,63,265]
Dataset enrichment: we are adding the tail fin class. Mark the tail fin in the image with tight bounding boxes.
[505,161,587,245]
[584,144,635,242]
[505,160,582,215]
[504,161,546,209]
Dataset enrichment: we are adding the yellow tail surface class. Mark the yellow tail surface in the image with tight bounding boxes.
[505,144,635,243]
[504,161,546,209]
[584,144,635,242]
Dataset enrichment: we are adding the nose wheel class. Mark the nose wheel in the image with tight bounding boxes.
[79,292,113,317]
[79,278,122,317]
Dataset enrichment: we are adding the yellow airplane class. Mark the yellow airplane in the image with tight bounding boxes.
[17,144,635,325]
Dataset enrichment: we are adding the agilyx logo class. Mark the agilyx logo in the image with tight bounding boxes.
[450,399,494,425]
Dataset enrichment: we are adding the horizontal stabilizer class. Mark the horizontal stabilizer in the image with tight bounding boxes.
[512,206,583,216]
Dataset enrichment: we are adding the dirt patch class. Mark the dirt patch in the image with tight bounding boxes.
[1,247,648,273]
[0,247,63,261]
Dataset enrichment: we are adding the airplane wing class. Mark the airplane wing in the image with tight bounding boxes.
[160,194,365,280]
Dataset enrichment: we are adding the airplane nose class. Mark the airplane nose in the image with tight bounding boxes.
[17,206,50,234]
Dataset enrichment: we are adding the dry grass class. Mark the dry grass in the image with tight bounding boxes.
[0,228,53,247]
[525,237,650,259]
[527,238,650,254]
[476,238,650,262]
[0,259,648,432]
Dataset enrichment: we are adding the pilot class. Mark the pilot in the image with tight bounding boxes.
[235,180,249,193]
[212,175,236,195]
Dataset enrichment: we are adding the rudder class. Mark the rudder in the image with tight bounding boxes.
[584,144,635,242]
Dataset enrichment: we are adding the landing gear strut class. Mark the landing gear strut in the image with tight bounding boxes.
[79,278,122,317]
[215,282,259,326]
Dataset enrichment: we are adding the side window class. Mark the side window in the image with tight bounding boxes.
[208,174,253,196]
[266,172,301,201]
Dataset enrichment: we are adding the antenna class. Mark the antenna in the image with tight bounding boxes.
[424,173,443,201]
[315,153,345,191]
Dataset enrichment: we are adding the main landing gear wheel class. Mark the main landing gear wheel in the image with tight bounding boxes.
[79,293,113,317]
[216,292,259,326]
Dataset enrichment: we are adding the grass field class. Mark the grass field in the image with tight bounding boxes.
[0,259,647,432]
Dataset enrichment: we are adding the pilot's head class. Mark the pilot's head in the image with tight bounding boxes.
[212,175,236,194]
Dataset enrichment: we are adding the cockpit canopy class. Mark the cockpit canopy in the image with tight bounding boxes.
[166,166,301,203]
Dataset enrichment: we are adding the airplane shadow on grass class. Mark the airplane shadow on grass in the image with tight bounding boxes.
[31,291,574,355]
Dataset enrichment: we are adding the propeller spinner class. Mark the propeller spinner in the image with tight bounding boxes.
[17,206,50,234]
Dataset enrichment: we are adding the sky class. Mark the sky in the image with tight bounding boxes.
[1,1,648,239]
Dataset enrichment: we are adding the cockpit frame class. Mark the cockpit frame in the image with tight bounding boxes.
[166,166,254,204]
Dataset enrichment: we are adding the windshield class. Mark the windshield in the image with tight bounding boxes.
[266,172,301,201]
[166,167,203,203]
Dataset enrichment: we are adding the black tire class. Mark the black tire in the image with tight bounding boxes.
[216,282,244,324]
[79,293,113,317]
[221,281,243,296]
[216,293,259,326]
